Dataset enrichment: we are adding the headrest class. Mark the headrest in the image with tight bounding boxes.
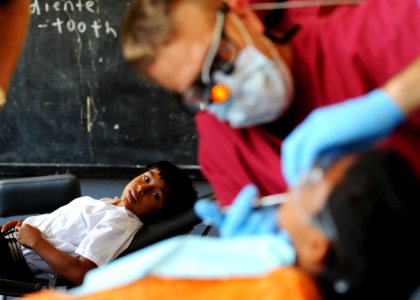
[120,207,201,257]
[0,174,81,217]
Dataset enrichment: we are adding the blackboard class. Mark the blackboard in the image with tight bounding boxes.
[0,0,201,179]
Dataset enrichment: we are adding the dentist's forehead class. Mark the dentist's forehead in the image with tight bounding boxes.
[146,2,215,93]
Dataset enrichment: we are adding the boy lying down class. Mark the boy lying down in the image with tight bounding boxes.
[0,161,197,285]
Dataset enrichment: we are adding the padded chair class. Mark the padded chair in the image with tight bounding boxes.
[0,174,205,298]
[0,174,81,218]
[0,174,81,297]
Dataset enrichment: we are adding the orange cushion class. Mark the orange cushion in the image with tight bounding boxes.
[25,267,321,300]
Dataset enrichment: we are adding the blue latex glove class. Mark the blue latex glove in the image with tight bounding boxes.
[282,89,405,186]
[194,184,279,238]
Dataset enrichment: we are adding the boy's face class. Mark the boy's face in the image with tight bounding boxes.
[120,168,167,217]
[278,156,356,274]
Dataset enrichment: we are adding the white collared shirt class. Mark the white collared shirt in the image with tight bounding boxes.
[22,196,142,280]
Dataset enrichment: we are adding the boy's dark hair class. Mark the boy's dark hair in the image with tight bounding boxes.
[317,150,420,300]
[144,160,197,222]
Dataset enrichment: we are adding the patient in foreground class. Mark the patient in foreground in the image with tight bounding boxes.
[279,149,420,299]
[0,161,197,285]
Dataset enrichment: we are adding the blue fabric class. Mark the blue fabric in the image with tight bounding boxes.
[70,234,295,296]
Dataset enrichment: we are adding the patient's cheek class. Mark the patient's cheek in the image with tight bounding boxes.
[278,202,295,235]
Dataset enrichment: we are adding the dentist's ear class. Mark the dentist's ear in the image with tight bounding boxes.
[0,0,30,108]
[227,0,265,34]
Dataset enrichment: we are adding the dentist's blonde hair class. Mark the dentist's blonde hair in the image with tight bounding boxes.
[122,0,220,77]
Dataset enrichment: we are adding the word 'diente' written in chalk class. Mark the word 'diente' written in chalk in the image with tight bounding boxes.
[30,0,118,38]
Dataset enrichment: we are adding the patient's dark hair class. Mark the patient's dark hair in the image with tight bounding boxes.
[317,150,420,300]
[144,160,197,222]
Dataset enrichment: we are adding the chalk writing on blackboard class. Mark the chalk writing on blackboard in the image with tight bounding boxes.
[0,0,200,179]
[30,0,117,38]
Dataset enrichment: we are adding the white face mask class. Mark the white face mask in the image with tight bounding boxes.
[206,16,294,128]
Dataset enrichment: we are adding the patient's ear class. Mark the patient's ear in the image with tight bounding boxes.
[298,230,331,274]
[227,0,265,34]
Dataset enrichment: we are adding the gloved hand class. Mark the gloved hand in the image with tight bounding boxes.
[194,184,279,238]
[282,89,406,186]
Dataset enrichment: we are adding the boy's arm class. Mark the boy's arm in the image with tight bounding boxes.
[1,219,24,233]
[16,224,97,285]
